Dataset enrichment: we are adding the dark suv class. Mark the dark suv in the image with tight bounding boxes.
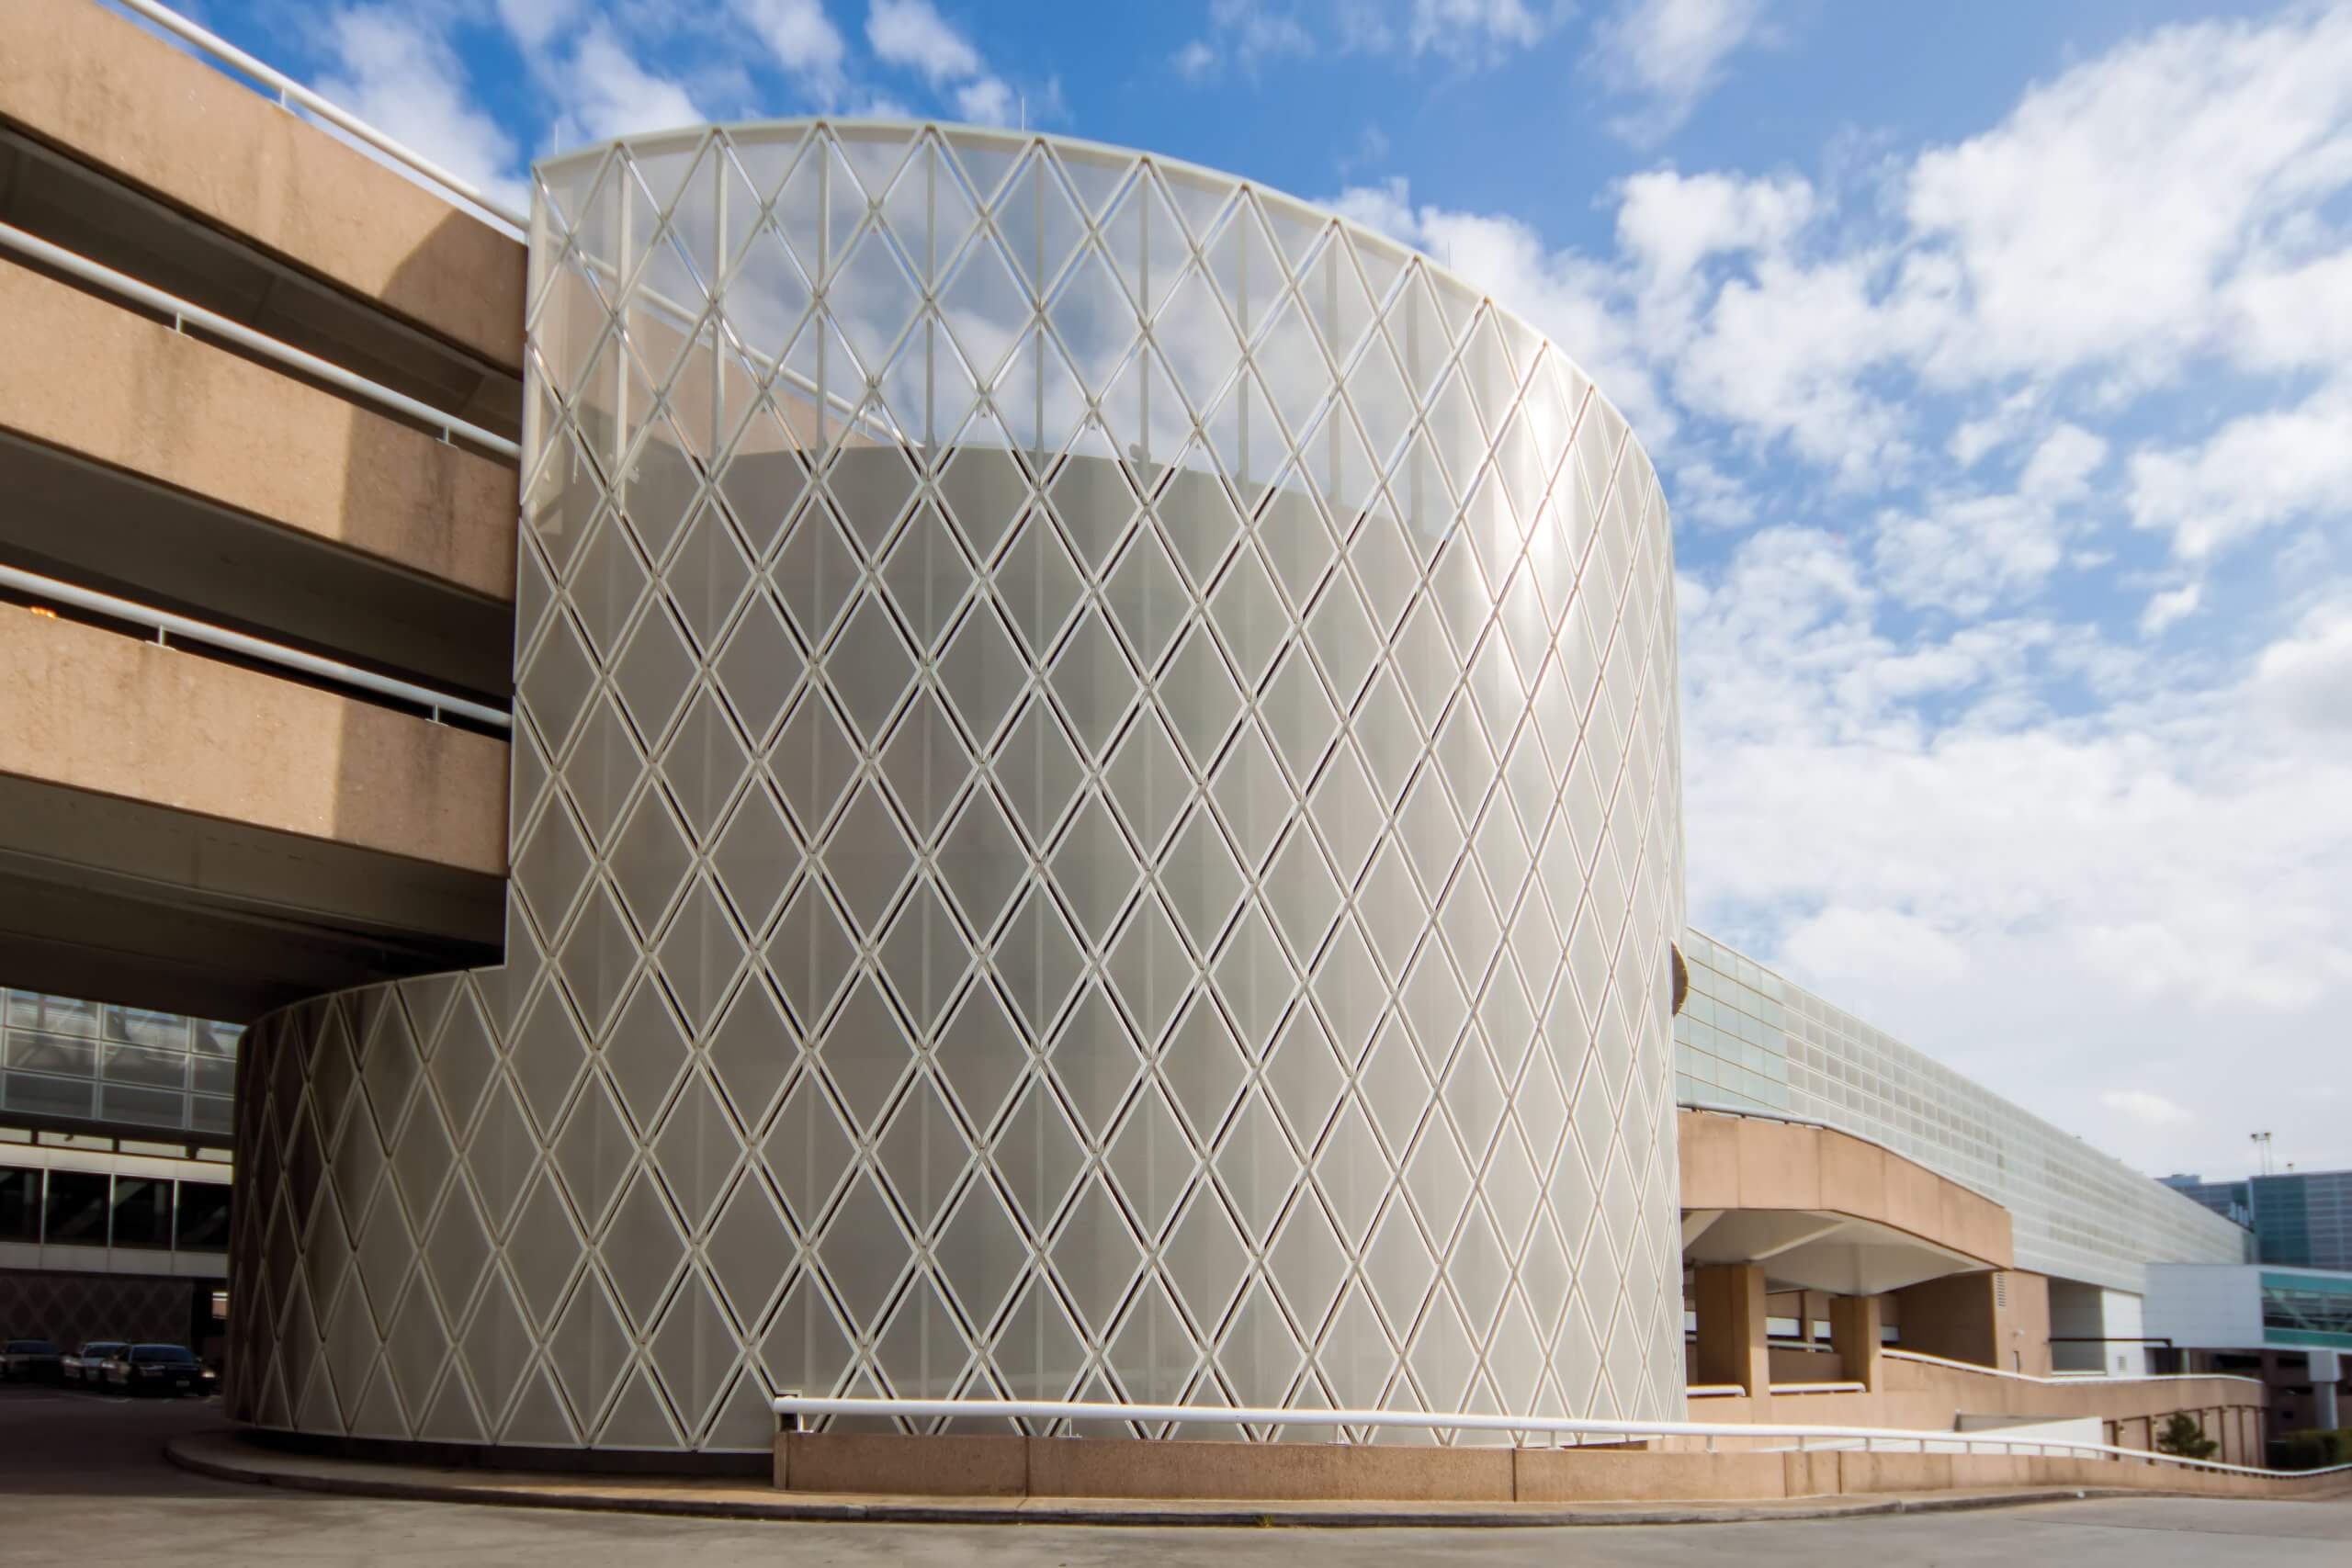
[103,1343,212,1396]
[2,1339,62,1382]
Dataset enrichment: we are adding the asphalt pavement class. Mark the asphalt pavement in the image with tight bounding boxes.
[4,1383,2348,1566]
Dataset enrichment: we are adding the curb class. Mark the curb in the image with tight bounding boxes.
[162,1433,2172,1529]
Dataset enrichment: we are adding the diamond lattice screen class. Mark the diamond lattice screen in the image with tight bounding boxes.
[228,121,1686,1453]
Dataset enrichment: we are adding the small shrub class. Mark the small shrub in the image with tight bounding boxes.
[2274,1427,2351,1471]
[2154,1413,2218,1460]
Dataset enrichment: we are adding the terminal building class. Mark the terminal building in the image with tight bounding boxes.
[0,0,2320,1478]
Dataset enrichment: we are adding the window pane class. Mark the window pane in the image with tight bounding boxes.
[102,1043,187,1089]
[97,1085,185,1130]
[104,1006,187,1050]
[4,1073,94,1121]
[190,1096,233,1136]
[44,1170,109,1245]
[6,993,98,1038]
[6,1032,96,1077]
[191,1021,243,1057]
[111,1177,172,1249]
[191,1056,235,1097]
[0,1168,39,1241]
[175,1182,232,1251]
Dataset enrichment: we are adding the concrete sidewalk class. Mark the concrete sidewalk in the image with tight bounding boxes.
[163,1429,2267,1528]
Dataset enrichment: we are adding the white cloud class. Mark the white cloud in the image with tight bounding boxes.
[1406,0,1555,61]
[864,0,1023,125]
[494,0,582,51]
[1904,6,2352,384]
[1171,39,1220,81]
[1870,424,2107,618]
[1669,457,1755,529]
[2226,247,2352,372]
[952,75,1017,126]
[1616,167,1814,286]
[2249,601,2352,735]
[2126,378,2352,562]
[865,0,981,83]
[1589,0,1770,143]
[1179,0,1557,82]
[2139,582,2202,638]
[2102,1089,2196,1130]
[730,0,849,101]
[549,25,704,145]
[314,5,527,212]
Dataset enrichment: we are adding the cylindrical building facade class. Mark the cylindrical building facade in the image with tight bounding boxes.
[229,121,1685,1455]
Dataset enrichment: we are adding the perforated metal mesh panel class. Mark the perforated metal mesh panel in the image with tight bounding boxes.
[229,121,1685,1452]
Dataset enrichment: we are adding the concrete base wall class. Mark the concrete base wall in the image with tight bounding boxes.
[1687,1356,2268,1467]
[771,1429,2347,1504]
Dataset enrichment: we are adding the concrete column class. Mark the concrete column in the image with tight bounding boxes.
[1694,1263,1770,1411]
[2315,1380,2340,1431]
[1829,1295,1884,1392]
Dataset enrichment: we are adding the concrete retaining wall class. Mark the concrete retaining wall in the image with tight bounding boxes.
[772,1430,2349,1504]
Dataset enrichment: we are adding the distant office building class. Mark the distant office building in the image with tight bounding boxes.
[2162,1170,2352,1271]
[2249,1172,2352,1271]
[2162,1173,2254,1230]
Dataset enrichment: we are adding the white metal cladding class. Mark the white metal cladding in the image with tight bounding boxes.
[226,120,1686,1453]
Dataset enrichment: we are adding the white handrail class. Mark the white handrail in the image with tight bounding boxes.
[0,222,520,460]
[110,0,526,233]
[769,1394,2352,1481]
[0,564,511,730]
[1883,1348,2266,1390]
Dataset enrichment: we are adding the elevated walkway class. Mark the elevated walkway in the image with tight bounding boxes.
[0,0,522,1021]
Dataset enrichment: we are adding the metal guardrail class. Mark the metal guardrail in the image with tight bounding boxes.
[768,1394,2352,1480]
[0,221,520,460]
[0,563,511,730]
[1883,1347,2266,1390]
[111,0,527,233]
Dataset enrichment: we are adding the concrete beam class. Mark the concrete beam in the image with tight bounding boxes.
[0,612,506,874]
[0,260,515,604]
[0,614,505,1017]
[0,0,524,368]
[1678,1110,2014,1271]
[0,431,510,697]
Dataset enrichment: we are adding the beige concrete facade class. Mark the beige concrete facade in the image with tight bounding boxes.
[0,612,506,876]
[770,1427,2346,1504]
[1688,1354,2268,1466]
[1679,1110,2013,1269]
[0,0,524,368]
[0,261,515,602]
[1893,1268,2053,1375]
[1693,1263,1772,1400]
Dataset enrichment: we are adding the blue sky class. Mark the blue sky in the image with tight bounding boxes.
[162,0,2352,1178]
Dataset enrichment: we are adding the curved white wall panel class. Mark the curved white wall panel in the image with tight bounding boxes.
[229,121,1685,1453]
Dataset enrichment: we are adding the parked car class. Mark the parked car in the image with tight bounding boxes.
[63,1341,127,1387]
[102,1343,213,1396]
[1,1339,62,1382]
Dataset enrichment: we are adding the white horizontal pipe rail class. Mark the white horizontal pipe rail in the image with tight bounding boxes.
[111,0,526,233]
[0,222,520,461]
[0,564,510,730]
[1883,1348,2265,1390]
[1679,1099,1846,1135]
[770,1394,2352,1481]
